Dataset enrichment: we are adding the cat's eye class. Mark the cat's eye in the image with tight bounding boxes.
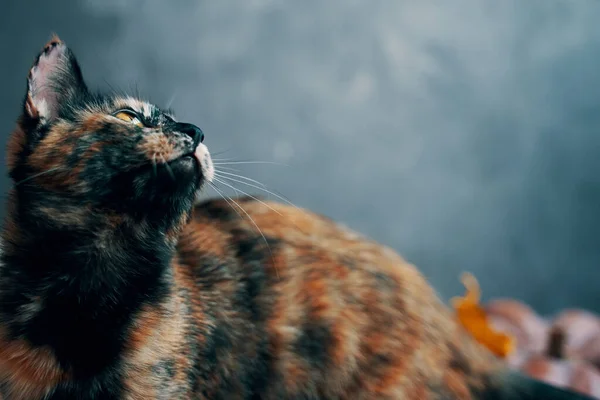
[114,110,144,128]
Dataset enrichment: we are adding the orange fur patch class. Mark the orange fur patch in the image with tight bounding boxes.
[0,330,68,400]
[43,35,62,51]
[137,133,176,163]
[122,303,174,399]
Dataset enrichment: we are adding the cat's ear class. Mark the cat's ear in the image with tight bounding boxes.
[24,35,87,124]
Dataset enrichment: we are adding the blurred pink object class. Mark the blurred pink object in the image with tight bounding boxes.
[522,356,600,398]
[486,299,549,367]
[483,299,600,399]
[551,310,600,362]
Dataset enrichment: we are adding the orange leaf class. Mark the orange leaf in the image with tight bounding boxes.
[451,272,515,358]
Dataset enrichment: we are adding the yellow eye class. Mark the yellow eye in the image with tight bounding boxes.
[114,111,144,128]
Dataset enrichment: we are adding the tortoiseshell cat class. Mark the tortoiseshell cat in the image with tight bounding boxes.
[0,36,590,400]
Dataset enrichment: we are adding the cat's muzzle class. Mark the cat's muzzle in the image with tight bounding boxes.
[193,143,214,183]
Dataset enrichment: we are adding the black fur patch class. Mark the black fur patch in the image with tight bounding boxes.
[475,371,595,400]
[1,38,209,399]
[294,321,333,368]
[200,200,241,222]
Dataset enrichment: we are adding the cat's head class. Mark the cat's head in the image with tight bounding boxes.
[7,36,213,227]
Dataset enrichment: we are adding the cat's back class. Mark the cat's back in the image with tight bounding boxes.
[180,196,430,304]
[174,197,501,399]
[184,196,415,277]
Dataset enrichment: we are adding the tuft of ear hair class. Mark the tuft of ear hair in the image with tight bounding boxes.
[24,34,87,124]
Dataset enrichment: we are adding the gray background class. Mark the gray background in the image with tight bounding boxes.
[1,0,600,315]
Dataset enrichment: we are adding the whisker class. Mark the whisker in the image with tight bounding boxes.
[160,156,176,182]
[211,148,234,157]
[212,177,284,217]
[165,90,178,110]
[15,167,62,186]
[209,182,279,278]
[102,79,126,98]
[152,155,158,179]
[214,173,300,211]
[208,182,246,221]
[215,170,267,188]
[212,158,243,163]
[213,161,288,167]
[213,166,241,173]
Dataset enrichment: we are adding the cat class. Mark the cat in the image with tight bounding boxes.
[0,35,591,400]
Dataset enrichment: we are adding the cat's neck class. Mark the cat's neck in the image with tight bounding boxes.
[0,191,182,378]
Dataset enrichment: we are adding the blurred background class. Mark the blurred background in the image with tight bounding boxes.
[1,0,600,315]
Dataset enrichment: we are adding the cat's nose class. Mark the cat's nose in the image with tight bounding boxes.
[175,122,205,146]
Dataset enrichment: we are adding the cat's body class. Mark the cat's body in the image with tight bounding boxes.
[0,36,591,399]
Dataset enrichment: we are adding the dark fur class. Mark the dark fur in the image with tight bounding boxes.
[0,36,592,399]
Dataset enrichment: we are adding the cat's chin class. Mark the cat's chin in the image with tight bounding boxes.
[168,144,213,194]
[168,155,199,179]
[175,155,197,169]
